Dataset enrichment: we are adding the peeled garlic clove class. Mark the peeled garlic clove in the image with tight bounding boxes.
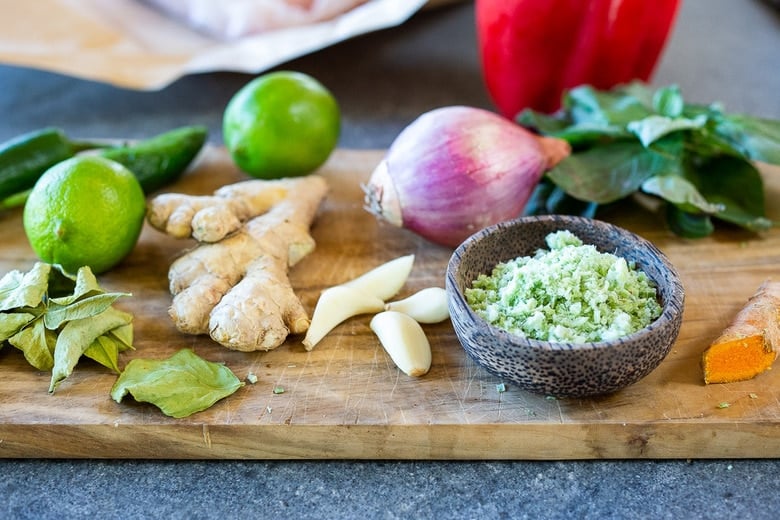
[385,287,450,324]
[302,285,385,351]
[341,254,414,301]
[370,311,432,377]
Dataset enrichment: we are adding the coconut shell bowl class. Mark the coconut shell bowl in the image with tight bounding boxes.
[445,215,685,398]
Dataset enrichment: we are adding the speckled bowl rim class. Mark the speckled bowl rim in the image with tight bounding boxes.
[446,215,685,353]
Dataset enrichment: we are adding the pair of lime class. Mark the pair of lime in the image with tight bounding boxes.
[24,71,340,275]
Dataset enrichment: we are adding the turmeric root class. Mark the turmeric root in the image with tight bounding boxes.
[147,175,328,351]
[702,280,780,384]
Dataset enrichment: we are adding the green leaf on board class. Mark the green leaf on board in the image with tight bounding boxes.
[8,317,57,371]
[44,292,130,330]
[45,265,79,299]
[49,306,133,393]
[0,262,135,391]
[108,323,134,352]
[111,349,244,419]
[84,335,122,373]
[0,263,50,311]
[0,312,37,342]
[49,265,104,306]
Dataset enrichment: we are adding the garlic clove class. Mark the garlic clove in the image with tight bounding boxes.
[385,287,450,324]
[341,254,414,301]
[370,311,432,377]
[302,285,385,351]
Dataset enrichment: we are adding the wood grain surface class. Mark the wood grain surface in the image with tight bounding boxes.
[1,147,779,460]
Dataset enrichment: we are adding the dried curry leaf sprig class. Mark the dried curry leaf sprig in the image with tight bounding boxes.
[0,262,133,393]
[519,82,780,238]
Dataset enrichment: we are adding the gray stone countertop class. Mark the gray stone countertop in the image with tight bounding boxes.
[1,1,779,518]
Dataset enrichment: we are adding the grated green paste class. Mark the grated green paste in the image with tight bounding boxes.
[465,230,662,343]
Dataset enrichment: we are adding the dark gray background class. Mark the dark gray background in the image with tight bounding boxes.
[1,0,780,518]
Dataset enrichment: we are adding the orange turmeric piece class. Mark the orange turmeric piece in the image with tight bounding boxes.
[702,280,780,384]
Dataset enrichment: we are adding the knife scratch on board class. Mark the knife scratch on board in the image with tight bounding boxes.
[202,424,212,448]
[555,400,564,425]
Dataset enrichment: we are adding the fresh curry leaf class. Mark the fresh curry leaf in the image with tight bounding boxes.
[111,349,244,419]
[619,82,656,109]
[652,85,684,118]
[518,82,778,237]
[552,123,631,148]
[628,114,707,148]
[517,109,629,148]
[694,155,773,231]
[516,109,570,134]
[523,178,557,216]
[688,124,745,158]
[546,141,680,204]
[564,84,652,126]
[641,175,725,215]
[713,205,774,232]
[525,180,599,217]
[712,114,780,165]
[665,205,715,238]
[680,101,722,120]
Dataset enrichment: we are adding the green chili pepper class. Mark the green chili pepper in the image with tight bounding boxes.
[100,125,208,194]
[0,188,32,211]
[0,127,104,202]
[0,125,208,210]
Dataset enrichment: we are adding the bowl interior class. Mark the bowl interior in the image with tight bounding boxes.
[450,215,682,345]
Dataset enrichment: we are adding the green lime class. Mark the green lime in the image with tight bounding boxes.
[223,71,340,179]
[23,155,147,274]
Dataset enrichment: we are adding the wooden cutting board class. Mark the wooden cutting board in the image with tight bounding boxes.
[1,147,779,460]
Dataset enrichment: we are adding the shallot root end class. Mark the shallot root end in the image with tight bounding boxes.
[362,159,403,227]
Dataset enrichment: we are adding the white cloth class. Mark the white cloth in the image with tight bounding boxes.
[143,0,371,40]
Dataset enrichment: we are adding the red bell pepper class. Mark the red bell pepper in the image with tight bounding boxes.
[476,0,682,117]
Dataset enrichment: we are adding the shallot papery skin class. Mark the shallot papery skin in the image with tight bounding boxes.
[364,106,570,247]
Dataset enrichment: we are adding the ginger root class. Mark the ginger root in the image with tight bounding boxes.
[147,175,328,351]
[702,280,780,384]
[148,179,293,242]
